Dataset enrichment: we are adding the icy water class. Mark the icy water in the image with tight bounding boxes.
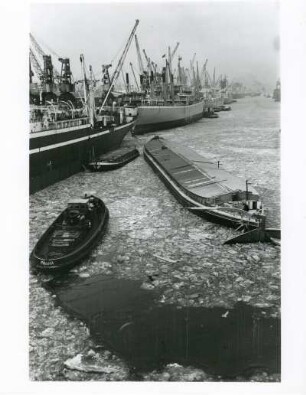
[29,96,281,381]
[47,274,280,379]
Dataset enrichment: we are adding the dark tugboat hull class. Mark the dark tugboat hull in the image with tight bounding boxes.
[87,147,139,172]
[30,196,109,272]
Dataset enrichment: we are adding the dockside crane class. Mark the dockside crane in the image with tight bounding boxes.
[200,59,209,87]
[130,62,140,91]
[142,49,151,72]
[101,64,112,91]
[190,53,196,85]
[134,34,145,75]
[29,47,43,80]
[99,19,139,111]
[171,42,180,60]
[30,33,75,101]
[30,33,60,80]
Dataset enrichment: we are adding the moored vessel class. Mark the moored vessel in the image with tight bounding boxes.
[134,98,204,134]
[129,38,205,134]
[30,193,109,272]
[87,146,139,171]
[30,104,136,193]
[144,136,266,231]
[29,21,139,193]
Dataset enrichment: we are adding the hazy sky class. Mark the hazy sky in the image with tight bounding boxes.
[30,1,280,90]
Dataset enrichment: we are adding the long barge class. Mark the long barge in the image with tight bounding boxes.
[144,136,265,230]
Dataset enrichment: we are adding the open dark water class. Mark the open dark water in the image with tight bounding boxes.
[47,274,280,379]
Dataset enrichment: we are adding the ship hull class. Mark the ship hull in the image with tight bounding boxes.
[30,121,135,194]
[134,100,204,135]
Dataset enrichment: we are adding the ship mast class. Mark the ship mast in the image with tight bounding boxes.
[99,19,139,112]
[79,54,89,106]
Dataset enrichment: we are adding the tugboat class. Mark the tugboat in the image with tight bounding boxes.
[29,21,139,193]
[30,193,109,272]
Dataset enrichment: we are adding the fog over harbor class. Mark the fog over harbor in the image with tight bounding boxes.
[30,1,279,91]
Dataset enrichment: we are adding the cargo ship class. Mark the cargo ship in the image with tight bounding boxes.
[144,136,266,231]
[127,39,204,134]
[29,21,139,194]
[134,97,204,134]
[30,105,136,193]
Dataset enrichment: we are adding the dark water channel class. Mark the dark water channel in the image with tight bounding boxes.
[47,274,280,379]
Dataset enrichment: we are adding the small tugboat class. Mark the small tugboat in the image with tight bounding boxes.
[87,146,139,172]
[30,193,109,272]
[221,105,231,111]
[144,136,278,243]
[203,111,219,119]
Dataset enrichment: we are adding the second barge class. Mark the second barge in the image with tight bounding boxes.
[144,136,265,230]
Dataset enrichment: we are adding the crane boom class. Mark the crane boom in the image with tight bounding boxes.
[130,62,139,91]
[100,19,139,111]
[134,34,144,74]
[191,53,196,67]
[30,33,60,78]
[142,49,152,72]
[30,33,45,59]
[171,42,179,59]
[29,48,43,77]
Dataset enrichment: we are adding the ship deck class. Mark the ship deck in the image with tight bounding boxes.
[145,138,258,200]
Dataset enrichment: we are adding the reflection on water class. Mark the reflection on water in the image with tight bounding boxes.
[47,274,280,379]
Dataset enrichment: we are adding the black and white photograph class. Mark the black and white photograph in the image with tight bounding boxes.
[1,0,306,393]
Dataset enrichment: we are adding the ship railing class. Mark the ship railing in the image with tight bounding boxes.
[30,117,90,133]
[205,206,260,221]
[140,98,192,106]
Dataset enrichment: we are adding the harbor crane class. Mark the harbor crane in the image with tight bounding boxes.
[200,59,208,87]
[142,49,152,72]
[190,53,196,86]
[130,62,139,91]
[29,47,43,79]
[99,19,139,111]
[30,33,60,80]
[30,33,74,98]
[134,34,145,74]
[171,42,180,59]
[190,53,196,68]
[102,64,112,90]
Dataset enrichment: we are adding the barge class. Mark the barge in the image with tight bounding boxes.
[87,146,139,171]
[144,136,265,231]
